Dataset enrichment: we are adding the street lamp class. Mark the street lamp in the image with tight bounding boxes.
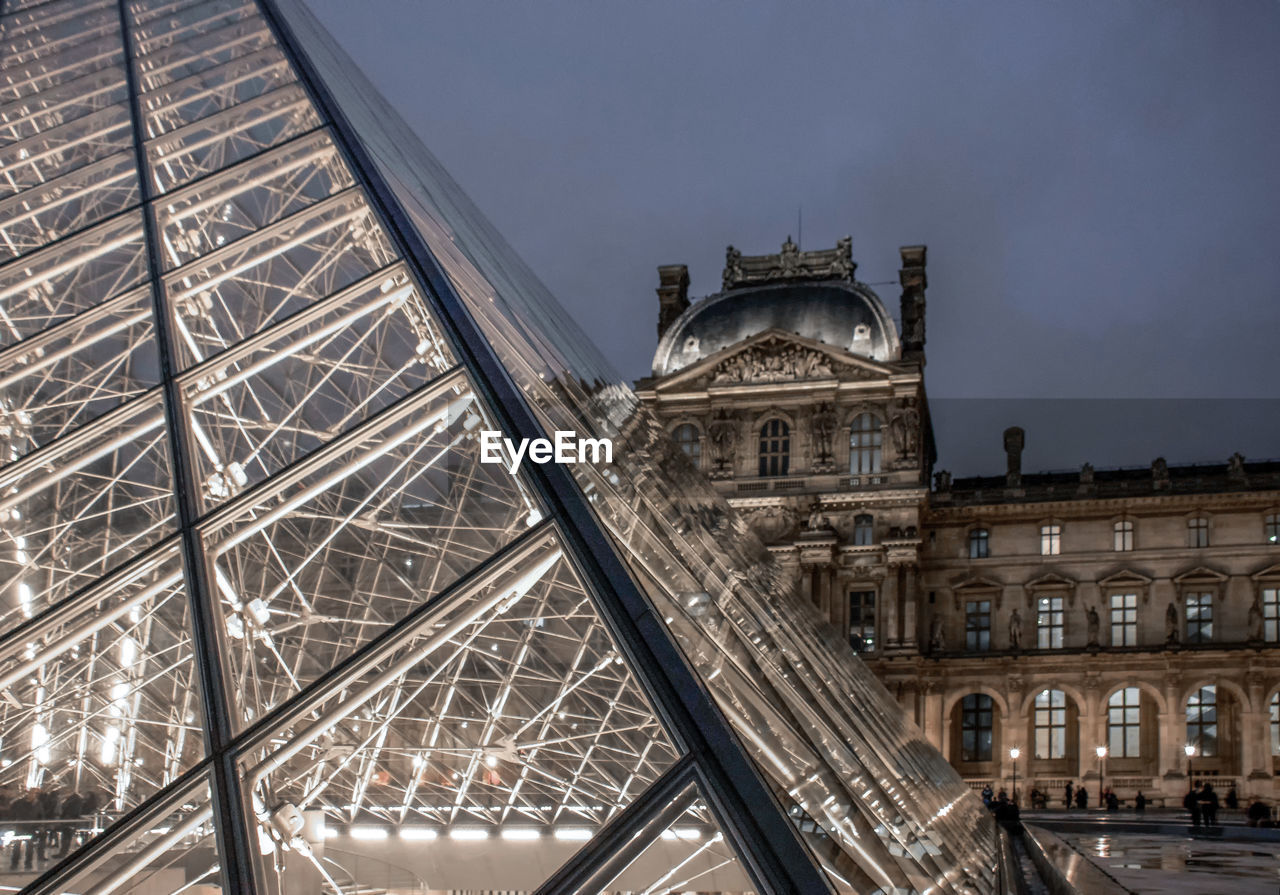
[1184,743,1196,790]
[1009,748,1021,807]
[1095,745,1108,809]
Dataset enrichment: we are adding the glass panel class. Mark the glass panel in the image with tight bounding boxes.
[39,775,221,895]
[201,376,537,725]
[0,103,133,198]
[237,533,680,895]
[177,264,452,509]
[154,128,353,270]
[0,545,203,873]
[138,45,294,138]
[161,189,395,368]
[144,83,321,193]
[130,13,275,92]
[0,152,139,260]
[131,0,257,56]
[0,4,119,73]
[0,211,147,347]
[0,33,124,104]
[0,393,175,632]
[0,285,160,464]
[0,65,128,148]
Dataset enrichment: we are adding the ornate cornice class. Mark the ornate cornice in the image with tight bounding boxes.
[723,236,855,290]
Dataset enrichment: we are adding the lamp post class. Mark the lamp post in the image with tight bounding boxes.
[1096,745,1107,809]
[1009,748,1021,807]
[1184,743,1196,790]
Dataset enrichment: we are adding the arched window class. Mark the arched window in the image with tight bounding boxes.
[1187,686,1217,757]
[849,413,882,474]
[1034,689,1067,759]
[673,423,700,468]
[853,514,874,546]
[1108,688,1141,757]
[758,419,790,477]
[1271,693,1279,757]
[961,694,994,762]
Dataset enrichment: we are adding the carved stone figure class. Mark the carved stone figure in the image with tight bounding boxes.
[777,236,800,277]
[1086,605,1100,647]
[889,401,920,461]
[1009,608,1023,651]
[1152,457,1170,487]
[831,235,855,279]
[810,403,837,462]
[1228,452,1247,483]
[706,411,737,474]
[1247,595,1264,642]
[1165,602,1180,646]
[805,501,833,532]
[711,339,836,384]
[928,614,945,653]
[934,469,952,492]
[723,245,743,290]
[1079,463,1094,484]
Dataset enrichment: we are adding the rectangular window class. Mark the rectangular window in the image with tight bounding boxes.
[965,600,991,652]
[1040,524,1061,556]
[849,591,875,653]
[1185,592,1213,643]
[1114,520,1134,552]
[1188,517,1209,548]
[968,528,989,559]
[1036,596,1064,649]
[1109,593,1137,647]
[1034,690,1067,760]
[1108,688,1142,758]
[1263,588,1279,643]
[961,694,993,763]
[1266,514,1280,545]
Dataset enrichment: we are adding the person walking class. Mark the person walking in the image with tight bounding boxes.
[1134,790,1146,814]
[1199,782,1219,827]
[35,787,59,865]
[7,789,35,870]
[1184,786,1201,828]
[56,791,83,859]
[1075,786,1087,809]
[1064,780,1074,809]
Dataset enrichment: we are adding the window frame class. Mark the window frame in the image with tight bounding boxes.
[1186,686,1218,757]
[672,422,701,468]
[1187,516,1210,548]
[1036,595,1064,649]
[853,514,874,547]
[757,418,790,477]
[848,590,876,653]
[968,528,990,559]
[960,693,994,763]
[1113,519,1134,552]
[965,599,992,652]
[1264,587,1279,643]
[1109,592,1138,647]
[1040,523,1061,556]
[849,412,882,475]
[1266,513,1280,546]
[1185,592,1214,643]
[1107,687,1142,758]
[1033,688,1067,760]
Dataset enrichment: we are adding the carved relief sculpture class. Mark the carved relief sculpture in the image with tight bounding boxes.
[1165,601,1180,646]
[1247,595,1264,642]
[928,613,945,653]
[711,338,836,384]
[1009,608,1023,651]
[811,402,837,470]
[1086,605,1100,647]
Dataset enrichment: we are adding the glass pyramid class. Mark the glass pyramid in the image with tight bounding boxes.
[0,0,999,892]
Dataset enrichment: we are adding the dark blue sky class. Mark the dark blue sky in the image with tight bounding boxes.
[304,1,1280,473]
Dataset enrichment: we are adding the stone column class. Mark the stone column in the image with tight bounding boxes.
[922,682,944,752]
[881,566,899,649]
[817,565,832,621]
[901,564,919,649]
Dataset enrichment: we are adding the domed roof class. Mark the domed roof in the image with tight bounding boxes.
[652,279,900,377]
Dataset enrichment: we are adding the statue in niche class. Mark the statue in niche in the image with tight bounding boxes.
[889,401,920,461]
[706,411,737,472]
[810,403,837,462]
[1247,595,1264,642]
[1165,602,1180,646]
[928,613,945,653]
[1009,608,1023,651]
[1086,605,1100,647]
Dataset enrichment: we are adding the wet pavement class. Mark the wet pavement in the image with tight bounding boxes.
[1060,832,1280,894]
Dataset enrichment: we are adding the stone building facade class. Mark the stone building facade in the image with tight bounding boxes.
[636,238,1280,806]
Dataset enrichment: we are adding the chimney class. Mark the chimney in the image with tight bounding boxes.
[1003,427,1024,487]
[656,264,690,339]
[899,245,927,363]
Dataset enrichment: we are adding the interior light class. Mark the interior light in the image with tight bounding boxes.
[399,827,438,841]
[350,826,388,840]
[449,827,489,841]
[500,828,540,841]
[553,828,594,841]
